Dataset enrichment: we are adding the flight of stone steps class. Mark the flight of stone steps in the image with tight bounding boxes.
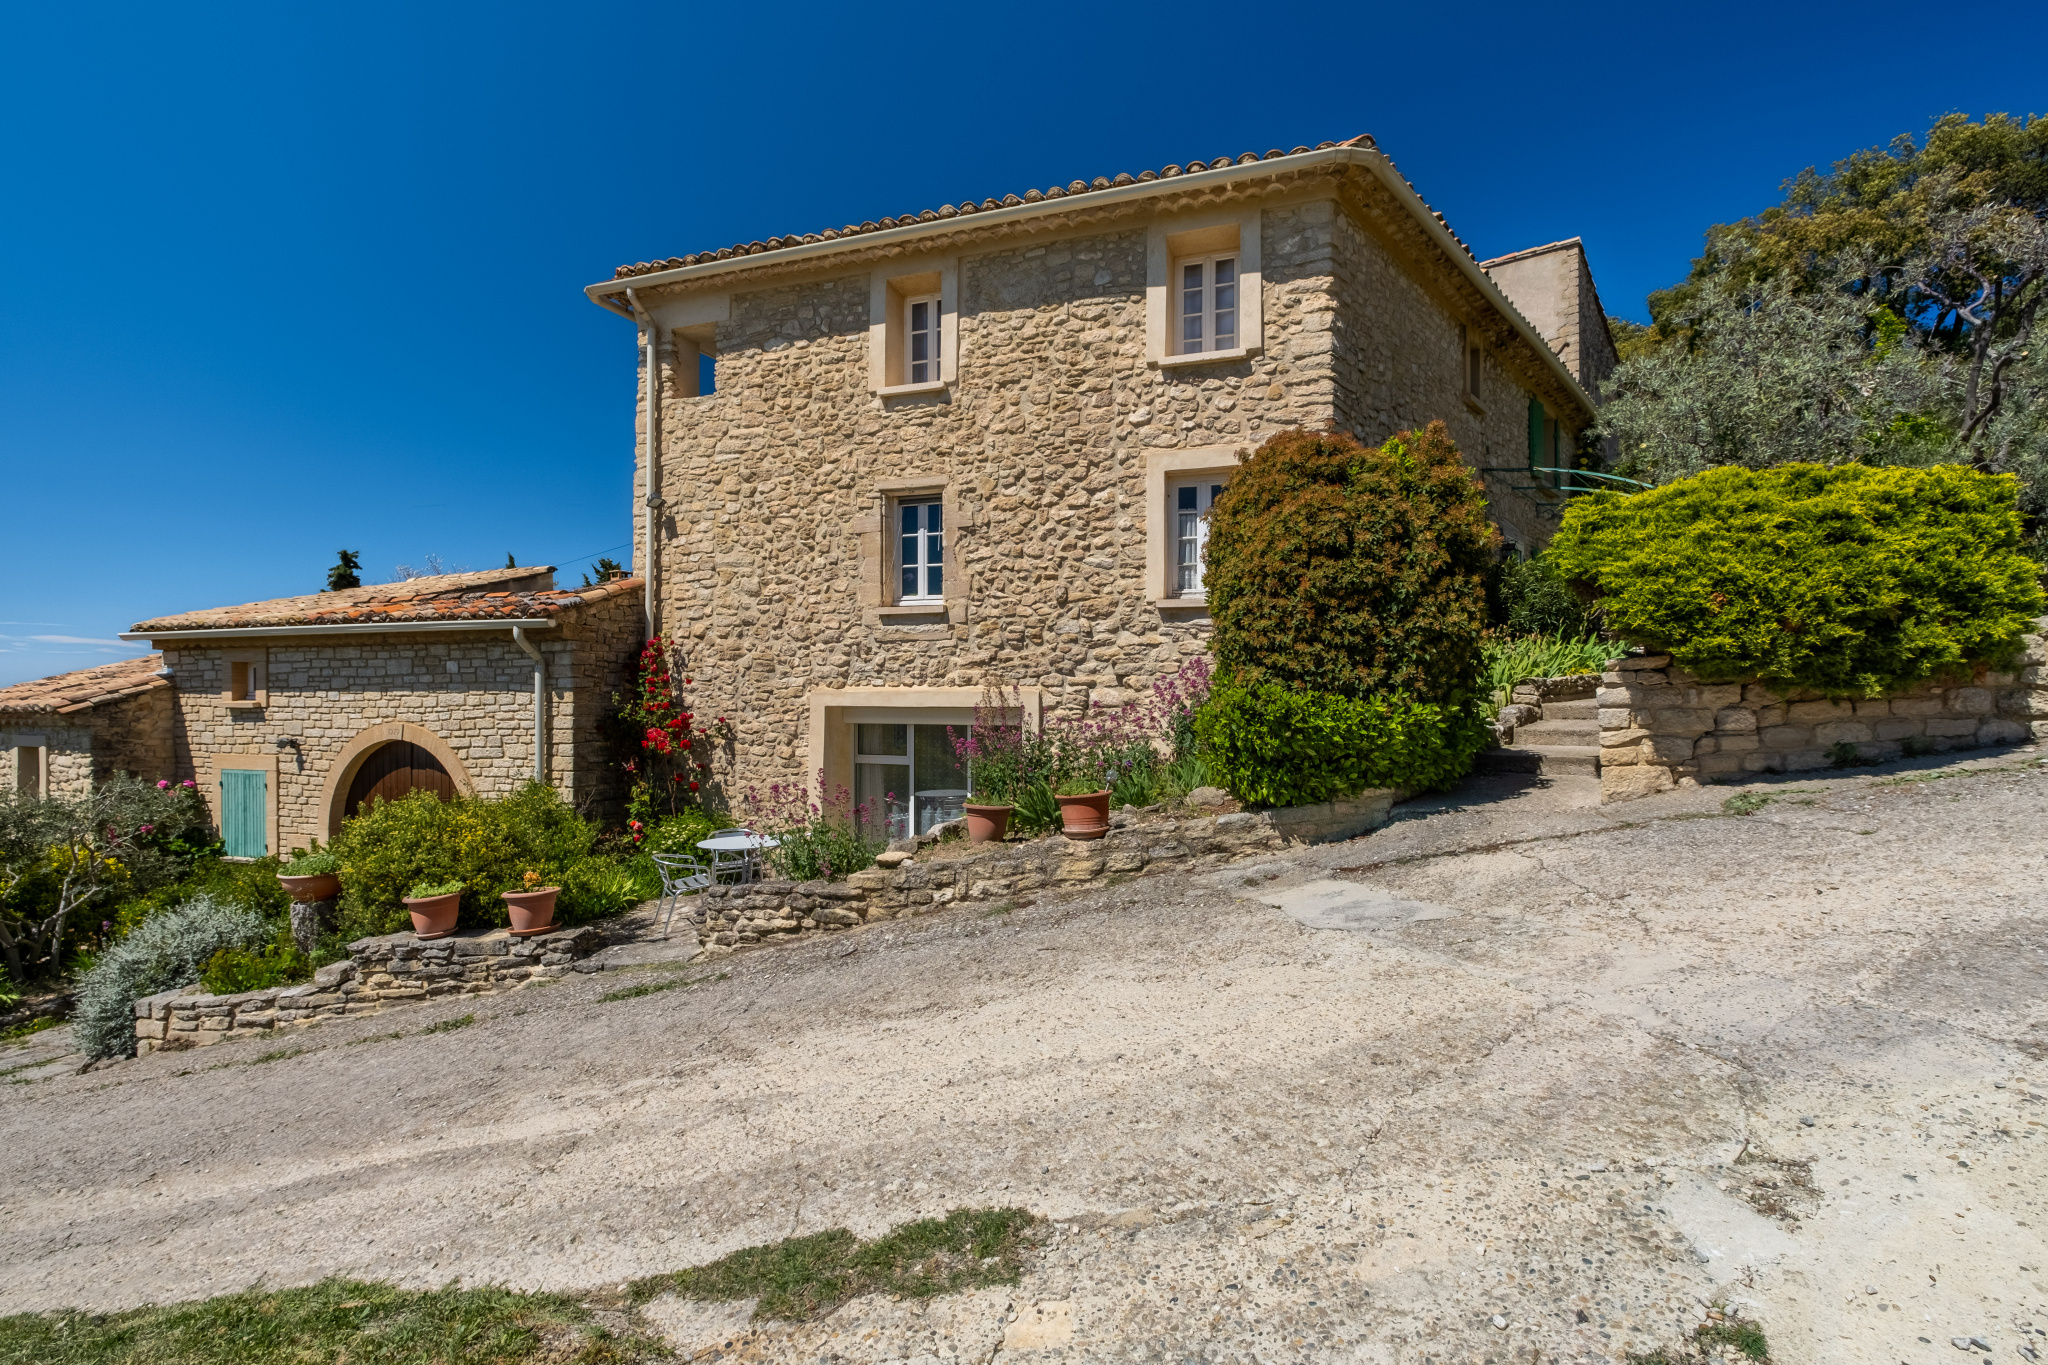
[1474,673,1602,777]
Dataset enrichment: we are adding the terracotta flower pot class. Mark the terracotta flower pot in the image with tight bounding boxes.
[403,893,461,940]
[963,803,1013,844]
[1053,789,1112,840]
[502,886,561,937]
[276,872,340,904]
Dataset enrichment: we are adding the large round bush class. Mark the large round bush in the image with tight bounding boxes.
[72,894,269,1059]
[1205,423,1498,704]
[1545,463,2045,694]
[331,783,634,939]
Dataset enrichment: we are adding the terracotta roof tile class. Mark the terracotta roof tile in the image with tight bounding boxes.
[129,567,644,635]
[0,653,168,718]
[602,137,1493,280]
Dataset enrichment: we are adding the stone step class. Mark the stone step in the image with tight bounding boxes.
[1474,744,1602,778]
[1542,698,1599,721]
[1524,744,1602,776]
[1517,720,1600,745]
[1473,747,1542,774]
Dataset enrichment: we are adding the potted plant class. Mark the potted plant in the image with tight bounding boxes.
[962,791,1013,844]
[402,879,463,940]
[501,869,561,937]
[1052,776,1112,840]
[276,846,341,904]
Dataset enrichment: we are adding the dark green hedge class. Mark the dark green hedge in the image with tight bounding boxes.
[1194,681,1491,808]
[1205,424,1497,706]
[1546,463,2044,695]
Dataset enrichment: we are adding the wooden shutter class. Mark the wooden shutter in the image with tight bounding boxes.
[221,769,267,858]
[1527,396,1545,470]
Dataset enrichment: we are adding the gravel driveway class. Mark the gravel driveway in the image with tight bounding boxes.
[4,753,2046,1364]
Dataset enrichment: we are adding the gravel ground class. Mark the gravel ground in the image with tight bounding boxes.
[3,752,2046,1365]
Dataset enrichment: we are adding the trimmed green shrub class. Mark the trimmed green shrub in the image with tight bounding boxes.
[1206,424,1498,705]
[72,895,269,1058]
[331,783,623,939]
[1194,681,1492,808]
[1547,463,2046,695]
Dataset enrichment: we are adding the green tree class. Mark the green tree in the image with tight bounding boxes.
[1603,113,2048,539]
[326,549,363,591]
[1204,424,1497,705]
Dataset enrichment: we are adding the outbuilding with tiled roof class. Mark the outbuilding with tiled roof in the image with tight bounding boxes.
[93,566,647,856]
[1,653,176,800]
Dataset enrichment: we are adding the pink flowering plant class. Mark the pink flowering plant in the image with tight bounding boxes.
[949,657,1218,826]
[738,773,885,882]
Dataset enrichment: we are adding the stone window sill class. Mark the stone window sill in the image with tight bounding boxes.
[877,602,950,619]
[1154,346,1259,370]
[877,380,948,398]
[1463,396,1485,417]
[1152,594,1211,610]
[227,699,266,710]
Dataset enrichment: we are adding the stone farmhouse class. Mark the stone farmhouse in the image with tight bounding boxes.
[3,134,1619,847]
[0,568,642,856]
[585,134,1616,836]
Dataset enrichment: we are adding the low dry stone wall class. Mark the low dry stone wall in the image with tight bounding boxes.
[690,793,1396,950]
[131,924,601,1054]
[1598,618,2048,803]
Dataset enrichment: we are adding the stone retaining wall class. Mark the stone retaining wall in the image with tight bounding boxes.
[1598,619,2048,803]
[131,925,601,1054]
[690,794,1395,950]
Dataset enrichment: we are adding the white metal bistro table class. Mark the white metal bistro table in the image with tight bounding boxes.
[696,833,780,883]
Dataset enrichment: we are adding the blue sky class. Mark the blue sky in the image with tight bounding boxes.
[2,0,2042,687]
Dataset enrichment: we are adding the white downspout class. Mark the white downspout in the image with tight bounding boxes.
[626,286,662,641]
[511,626,546,785]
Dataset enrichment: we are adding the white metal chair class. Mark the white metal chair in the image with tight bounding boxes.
[705,827,766,885]
[650,852,713,939]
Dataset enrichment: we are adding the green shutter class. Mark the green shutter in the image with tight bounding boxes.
[1527,396,1545,471]
[221,769,267,858]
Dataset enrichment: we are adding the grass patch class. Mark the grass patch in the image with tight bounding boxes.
[418,1014,475,1035]
[628,1206,1041,1322]
[597,972,717,1004]
[0,1017,60,1045]
[250,1047,304,1064]
[0,1275,658,1364]
[1697,1316,1770,1360]
[1876,755,2044,787]
[1721,792,1772,816]
[598,979,683,1003]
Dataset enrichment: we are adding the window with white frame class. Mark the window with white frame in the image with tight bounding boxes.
[904,294,941,385]
[1176,254,1238,355]
[897,498,944,601]
[1171,478,1225,595]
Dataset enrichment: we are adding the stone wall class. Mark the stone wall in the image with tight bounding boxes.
[647,192,1576,802]
[689,793,1396,949]
[165,594,640,849]
[1598,620,2048,802]
[130,924,602,1054]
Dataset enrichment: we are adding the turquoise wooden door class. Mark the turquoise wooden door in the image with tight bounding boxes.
[221,769,267,858]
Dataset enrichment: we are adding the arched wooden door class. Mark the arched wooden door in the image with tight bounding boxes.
[343,741,456,818]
